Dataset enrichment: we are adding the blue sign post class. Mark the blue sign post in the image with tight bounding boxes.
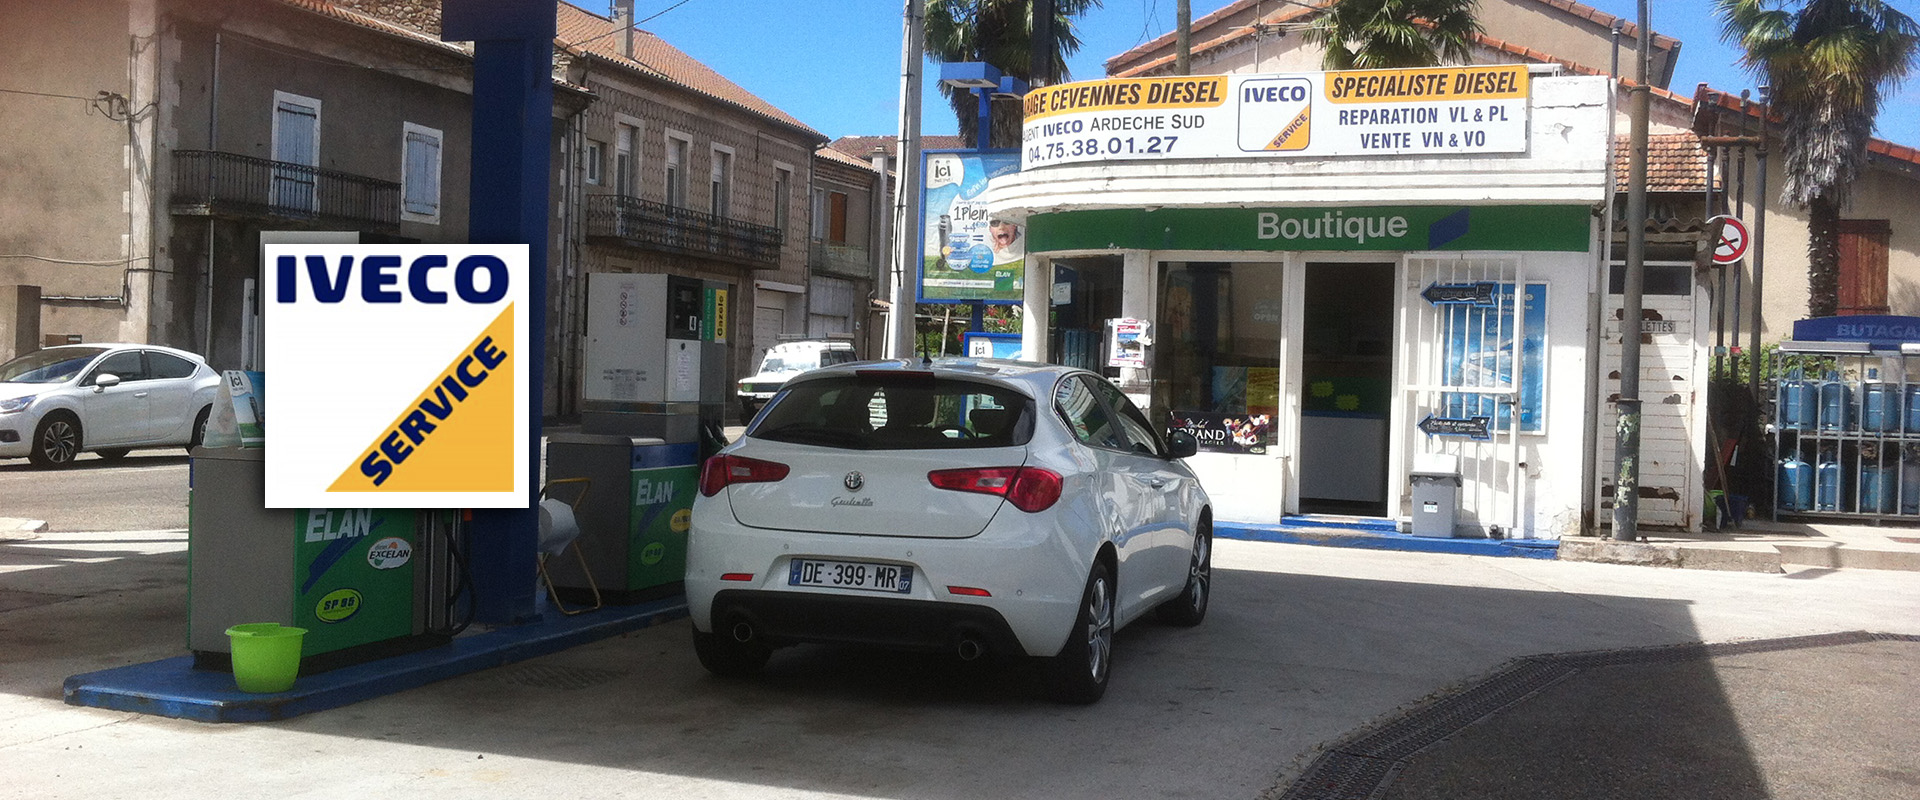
[443,0,554,625]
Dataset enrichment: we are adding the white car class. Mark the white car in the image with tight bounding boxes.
[0,344,221,467]
[736,340,857,419]
[687,358,1211,703]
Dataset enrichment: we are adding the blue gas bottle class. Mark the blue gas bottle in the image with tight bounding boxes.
[1862,381,1900,433]
[1778,455,1814,511]
[1817,373,1852,432]
[1778,368,1817,431]
[1815,452,1845,512]
[1905,385,1920,432]
[1860,462,1896,514]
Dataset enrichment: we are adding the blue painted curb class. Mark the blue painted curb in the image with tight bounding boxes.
[64,596,688,723]
[1218,523,1561,559]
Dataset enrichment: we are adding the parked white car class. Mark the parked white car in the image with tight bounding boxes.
[688,358,1211,703]
[735,340,857,419]
[0,344,221,467]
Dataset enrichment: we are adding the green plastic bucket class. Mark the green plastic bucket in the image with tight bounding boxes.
[225,623,307,693]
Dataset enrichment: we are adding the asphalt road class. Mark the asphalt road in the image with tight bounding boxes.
[4,534,1918,799]
[0,451,190,532]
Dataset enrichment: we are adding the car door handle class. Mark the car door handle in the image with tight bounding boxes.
[134,391,150,398]
[1149,478,1167,489]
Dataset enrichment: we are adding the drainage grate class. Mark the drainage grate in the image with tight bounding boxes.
[1274,751,1402,800]
[482,663,625,691]
[1343,659,1574,762]
[1269,631,1913,800]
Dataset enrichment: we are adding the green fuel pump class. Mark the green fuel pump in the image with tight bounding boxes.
[187,426,458,674]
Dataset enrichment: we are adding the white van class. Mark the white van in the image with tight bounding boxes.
[736,340,857,418]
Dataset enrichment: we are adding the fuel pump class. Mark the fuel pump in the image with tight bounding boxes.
[187,374,462,674]
[545,273,722,603]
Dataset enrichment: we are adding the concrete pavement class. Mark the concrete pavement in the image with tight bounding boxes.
[3,531,1917,798]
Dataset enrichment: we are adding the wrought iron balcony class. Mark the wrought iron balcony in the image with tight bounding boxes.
[169,149,400,230]
[585,194,783,269]
[809,239,874,280]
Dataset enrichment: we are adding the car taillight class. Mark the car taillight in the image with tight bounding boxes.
[926,466,1063,512]
[699,454,791,496]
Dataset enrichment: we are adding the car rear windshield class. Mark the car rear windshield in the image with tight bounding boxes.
[749,373,1034,450]
[0,347,107,384]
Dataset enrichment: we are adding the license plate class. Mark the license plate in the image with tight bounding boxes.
[788,559,914,594]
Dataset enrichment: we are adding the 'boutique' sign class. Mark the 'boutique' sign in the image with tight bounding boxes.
[263,244,529,508]
[1021,64,1529,169]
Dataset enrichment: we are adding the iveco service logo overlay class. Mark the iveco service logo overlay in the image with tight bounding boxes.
[264,244,529,508]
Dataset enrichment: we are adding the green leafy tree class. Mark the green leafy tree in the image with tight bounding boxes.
[924,0,1101,148]
[1303,0,1482,70]
[1718,0,1918,318]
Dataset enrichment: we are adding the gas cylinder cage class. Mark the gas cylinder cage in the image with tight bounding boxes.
[1770,342,1920,522]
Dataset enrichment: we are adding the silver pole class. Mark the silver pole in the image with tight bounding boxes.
[885,0,925,359]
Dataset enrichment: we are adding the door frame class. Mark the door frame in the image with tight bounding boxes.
[1286,255,1403,516]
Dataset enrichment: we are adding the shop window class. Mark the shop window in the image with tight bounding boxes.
[1155,262,1284,454]
[1838,219,1891,315]
[1049,256,1124,373]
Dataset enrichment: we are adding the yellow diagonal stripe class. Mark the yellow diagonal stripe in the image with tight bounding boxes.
[329,304,516,493]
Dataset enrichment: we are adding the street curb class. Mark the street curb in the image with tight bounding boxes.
[1218,524,1561,559]
[0,518,49,541]
[1556,537,1786,573]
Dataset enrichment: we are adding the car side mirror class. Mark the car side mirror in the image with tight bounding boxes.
[93,373,121,391]
[1166,430,1198,459]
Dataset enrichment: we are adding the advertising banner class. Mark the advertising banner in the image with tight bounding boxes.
[263,244,529,508]
[1021,65,1529,169]
[920,151,1025,303]
[1169,410,1271,455]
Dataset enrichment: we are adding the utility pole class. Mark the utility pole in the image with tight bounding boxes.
[885,0,925,359]
[1611,0,1651,542]
[1176,0,1192,75]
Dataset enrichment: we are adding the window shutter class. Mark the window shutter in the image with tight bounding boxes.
[1838,219,1891,316]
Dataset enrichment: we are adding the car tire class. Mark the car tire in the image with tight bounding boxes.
[28,413,82,468]
[1045,561,1114,704]
[1157,517,1211,627]
[186,406,211,452]
[93,448,131,462]
[692,626,772,678]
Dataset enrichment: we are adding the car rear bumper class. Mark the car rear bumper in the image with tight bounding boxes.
[706,589,1025,656]
[686,501,1094,658]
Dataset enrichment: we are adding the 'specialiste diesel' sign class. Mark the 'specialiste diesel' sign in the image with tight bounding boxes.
[1020,64,1529,169]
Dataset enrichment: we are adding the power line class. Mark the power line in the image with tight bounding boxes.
[561,0,697,51]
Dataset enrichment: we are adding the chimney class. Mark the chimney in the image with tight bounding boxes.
[613,0,634,59]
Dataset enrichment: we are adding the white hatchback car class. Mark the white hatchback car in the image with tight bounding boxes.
[687,358,1212,703]
[0,344,221,467]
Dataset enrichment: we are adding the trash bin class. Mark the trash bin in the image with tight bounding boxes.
[1409,453,1463,538]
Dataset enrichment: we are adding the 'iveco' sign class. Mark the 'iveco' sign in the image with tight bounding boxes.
[263,244,529,509]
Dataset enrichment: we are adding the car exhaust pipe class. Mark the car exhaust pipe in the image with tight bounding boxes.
[956,636,985,662]
[731,621,756,643]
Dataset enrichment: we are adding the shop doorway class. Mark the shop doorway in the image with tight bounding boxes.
[1297,262,1396,516]
[1048,256,1123,374]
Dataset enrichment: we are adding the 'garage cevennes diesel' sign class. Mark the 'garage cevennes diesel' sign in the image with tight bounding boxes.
[1021,65,1529,169]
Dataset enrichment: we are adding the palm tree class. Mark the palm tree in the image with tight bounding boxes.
[1718,0,1918,318]
[1303,0,1482,70]
[924,0,1101,148]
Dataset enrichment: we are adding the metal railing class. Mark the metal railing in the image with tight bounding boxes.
[808,239,874,280]
[584,194,782,269]
[169,149,400,230]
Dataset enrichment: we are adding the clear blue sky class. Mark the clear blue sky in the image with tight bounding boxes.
[632,0,1919,146]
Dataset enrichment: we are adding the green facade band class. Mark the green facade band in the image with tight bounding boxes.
[1027,205,1591,254]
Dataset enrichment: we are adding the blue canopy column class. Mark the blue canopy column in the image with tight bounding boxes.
[443,0,555,624]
